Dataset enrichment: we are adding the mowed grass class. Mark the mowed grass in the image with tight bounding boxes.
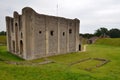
[0,38,120,80]
[95,38,120,47]
[0,46,23,61]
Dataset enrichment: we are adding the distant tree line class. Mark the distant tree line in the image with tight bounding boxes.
[0,31,6,35]
[80,33,94,39]
[80,27,120,38]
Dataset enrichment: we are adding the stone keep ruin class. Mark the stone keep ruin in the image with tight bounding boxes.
[6,7,80,60]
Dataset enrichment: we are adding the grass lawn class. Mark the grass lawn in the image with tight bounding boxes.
[95,38,120,47]
[0,44,120,80]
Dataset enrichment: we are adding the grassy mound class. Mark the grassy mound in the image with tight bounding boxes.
[95,38,120,47]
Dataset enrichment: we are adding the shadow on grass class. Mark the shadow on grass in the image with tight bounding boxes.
[0,50,23,61]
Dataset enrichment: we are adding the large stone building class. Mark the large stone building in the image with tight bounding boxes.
[6,7,80,60]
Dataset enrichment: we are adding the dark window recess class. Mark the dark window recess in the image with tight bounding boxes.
[69,29,72,34]
[20,40,23,54]
[50,31,54,36]
[63,32,65,36]
[79,44,81,51]
[15,23,18,27]
[39,31,42,34]
[11,19,14,32]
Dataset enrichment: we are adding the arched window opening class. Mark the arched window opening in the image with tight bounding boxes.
[63,32,65,36]
[79,44,81,51]
[69,29,72,34]
[50,31,54,36]
[20,40,23,55]
[39,31,42,34]
[15,23,18,27]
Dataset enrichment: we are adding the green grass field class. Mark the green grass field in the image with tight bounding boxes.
[95,38,120,47]
[0,38,120,80]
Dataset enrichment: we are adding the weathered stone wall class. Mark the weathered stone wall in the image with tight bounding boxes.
[75,19,80,51]
[59,18,67,53]
[6,7,80,60]
[47,16,58,56]
[6,11,25,58]
[6,17,13,52]
[68,20,76,52]
[34,14,46,58]
[22,8,36,59]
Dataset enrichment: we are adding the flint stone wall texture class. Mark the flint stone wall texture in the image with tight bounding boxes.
[6,7,80,60]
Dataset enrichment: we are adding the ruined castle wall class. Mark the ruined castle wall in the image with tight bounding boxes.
[59,18,68,53]
[22,8,80,59]
[75,20,80,51]
[6,12,25,58]
[6,7,80,60]
[6,17,13,52]
[21,8,35,59]
[13,12,19,54]
[18,15,24,57]
[47,16,58,56]
[33,13,46,58]
[68,20,76,52]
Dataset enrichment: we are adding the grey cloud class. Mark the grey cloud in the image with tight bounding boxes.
[0,0,120,33]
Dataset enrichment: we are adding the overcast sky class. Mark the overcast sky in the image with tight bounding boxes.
[0,0,120,33]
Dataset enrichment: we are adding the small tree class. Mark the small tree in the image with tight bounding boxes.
[108,29,120,38]
[94,27,108,37]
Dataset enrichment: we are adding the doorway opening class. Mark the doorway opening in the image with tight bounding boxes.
[79,44,81,51]
[20,40,23,54]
